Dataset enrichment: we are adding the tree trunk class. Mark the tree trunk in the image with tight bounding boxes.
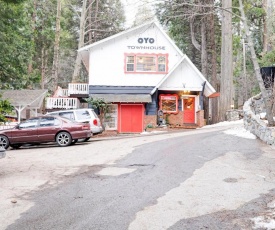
[239,0,275,126]
[88,0,93,44]
[94,0,99,42]
[219,0,233,121]
[50,0,62,93]
[41,48,48,90]
[41,47,45,90]
[28,0,37,75]
[201,18,209,123]
[189,16,201,51]
[201,19,207,77]
[263,0,268,53]
[72,0,87,83]
[209,3,219,124]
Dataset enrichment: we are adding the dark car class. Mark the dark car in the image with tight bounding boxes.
[0,116,91,149]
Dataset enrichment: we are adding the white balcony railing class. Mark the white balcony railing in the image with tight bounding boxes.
[46,97,80,109]
[0,123,17,130]
[68,83,89,96]
[62,89,69,97]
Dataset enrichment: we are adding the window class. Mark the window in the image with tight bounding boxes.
[39,117,55,127]
[158,56,166,72]
[75,110,91,120]
[159,94,178,114]
[126,56,134,72]
[59,112,75,120]
[125,54,168,73]
[137,56,156,72]
[19,118,39,129]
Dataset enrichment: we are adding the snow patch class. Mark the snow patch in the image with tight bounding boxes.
[202,119,244,128]
[223,127,257,139]
[252,214,275,230]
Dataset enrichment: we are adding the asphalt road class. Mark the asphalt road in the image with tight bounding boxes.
[1,124,275,230]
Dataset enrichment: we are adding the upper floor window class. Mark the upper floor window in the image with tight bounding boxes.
[125,53,168,74]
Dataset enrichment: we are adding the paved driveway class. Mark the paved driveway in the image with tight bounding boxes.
[0,121,274,230]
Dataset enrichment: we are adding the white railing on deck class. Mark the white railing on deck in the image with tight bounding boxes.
[68,83,89,95]
[62,89,69,97]
[0,123,17,130]
[46,97,80,109]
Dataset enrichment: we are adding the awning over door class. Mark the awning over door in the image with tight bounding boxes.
[89,86,154,103]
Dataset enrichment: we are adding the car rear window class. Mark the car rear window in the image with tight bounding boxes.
[58,111,75,120]
[75,110,91,120]
[91,110,99,118]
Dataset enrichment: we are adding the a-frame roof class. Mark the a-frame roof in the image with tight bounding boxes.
[78,20,184,71]
[0,90,48,109]
[79,20,183,55]
[151,55,216,97]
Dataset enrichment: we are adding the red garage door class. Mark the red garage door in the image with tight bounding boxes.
[120,104,143,133]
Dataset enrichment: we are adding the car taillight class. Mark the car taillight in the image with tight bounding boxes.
[93,119,98,126]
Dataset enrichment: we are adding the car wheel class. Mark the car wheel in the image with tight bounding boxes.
[56,132,72,147]
[83,137,90,142]
[10,144,22,149]
[0,135,10,149]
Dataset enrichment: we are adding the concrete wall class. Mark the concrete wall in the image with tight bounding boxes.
[243,93,275,146]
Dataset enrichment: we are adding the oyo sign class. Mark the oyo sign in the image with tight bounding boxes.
[137,38,155,44]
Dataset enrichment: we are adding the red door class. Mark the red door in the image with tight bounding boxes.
[183,97,195,123]
[120,105,143,133]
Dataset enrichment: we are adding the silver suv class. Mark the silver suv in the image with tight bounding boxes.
[47,108,103,135]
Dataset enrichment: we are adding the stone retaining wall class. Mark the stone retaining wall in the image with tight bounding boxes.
[243,93,275,146]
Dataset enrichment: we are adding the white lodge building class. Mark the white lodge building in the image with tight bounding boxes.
[48,21,217,133]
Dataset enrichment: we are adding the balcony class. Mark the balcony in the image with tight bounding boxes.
[46,97,80,110]
[68,83,89,97]
[62,89,69,97]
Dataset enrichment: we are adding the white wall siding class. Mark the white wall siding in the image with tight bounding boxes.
[89,25,182,86]
[159,60,204,91]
